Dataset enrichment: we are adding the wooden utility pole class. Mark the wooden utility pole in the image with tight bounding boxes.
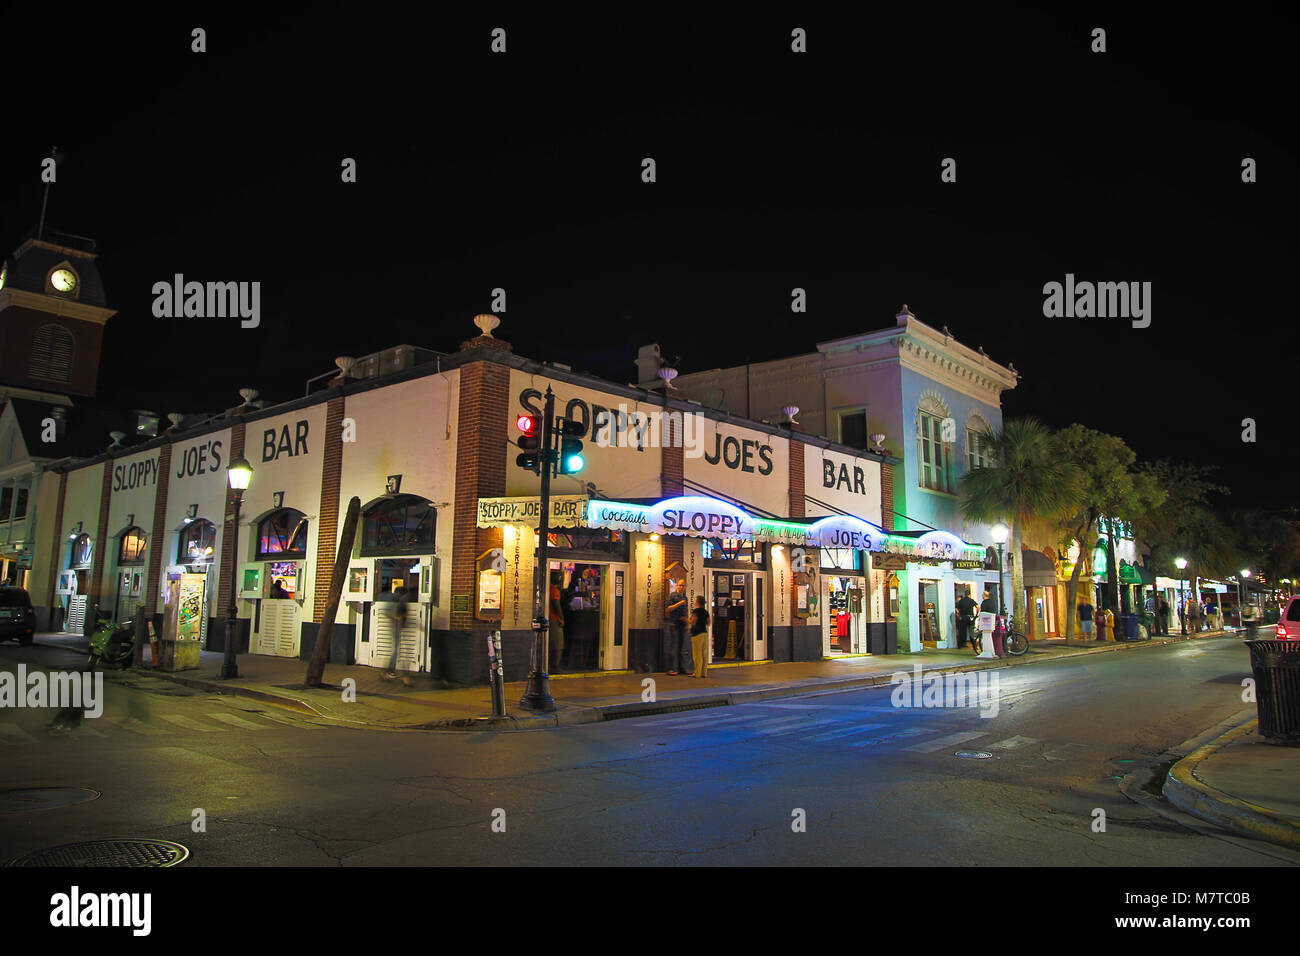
[306,496,360,686]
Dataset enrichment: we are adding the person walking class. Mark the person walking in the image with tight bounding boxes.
[1079,600,1095,640]
[688,595,711,678]
[1242,602,1259,637]
[1156,597,1170,636]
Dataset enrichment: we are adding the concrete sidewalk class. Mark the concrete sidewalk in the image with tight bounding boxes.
[35,625,1235,731]
[1164,717,1300,850]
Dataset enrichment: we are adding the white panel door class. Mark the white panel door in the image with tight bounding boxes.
[369,602,423,671]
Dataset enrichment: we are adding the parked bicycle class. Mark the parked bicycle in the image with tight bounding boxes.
[1000,614,1029,657]
[87,604,137,670]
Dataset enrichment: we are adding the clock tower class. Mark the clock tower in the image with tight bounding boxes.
[0,229,115,402]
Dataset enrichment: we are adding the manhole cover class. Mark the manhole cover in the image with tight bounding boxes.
[954,751,993,759]
[8,839,189,867]
[0,788,101,813]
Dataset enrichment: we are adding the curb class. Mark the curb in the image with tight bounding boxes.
[1163,718,1300,850]
[130,628,1234,731]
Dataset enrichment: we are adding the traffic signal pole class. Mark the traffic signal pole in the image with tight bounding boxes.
[519,387,556,712]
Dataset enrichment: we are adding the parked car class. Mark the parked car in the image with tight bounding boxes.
[0,587,36,646]
[1274,597,1300,639]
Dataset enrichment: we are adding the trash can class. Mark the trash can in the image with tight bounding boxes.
[1245,639,1300,744]
[1118,613,1139,641]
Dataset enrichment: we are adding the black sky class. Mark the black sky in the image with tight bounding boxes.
[3,5,1296,508]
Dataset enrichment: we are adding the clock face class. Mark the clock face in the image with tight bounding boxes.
[51,268,77,293]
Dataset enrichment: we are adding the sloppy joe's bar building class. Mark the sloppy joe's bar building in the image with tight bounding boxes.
[25,318,986,683]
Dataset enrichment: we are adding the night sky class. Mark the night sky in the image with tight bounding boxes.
[3,6,1295,508]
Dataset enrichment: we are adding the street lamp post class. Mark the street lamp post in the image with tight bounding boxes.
[1175,557,1188,635]
[221,457,253,679]
[991,521,1010,620]
[1240,569,1251,631]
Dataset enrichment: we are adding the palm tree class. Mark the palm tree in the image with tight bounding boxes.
[961,418,1074,633]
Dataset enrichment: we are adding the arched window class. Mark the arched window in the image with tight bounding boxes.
[915,393,953,493]
[71,533,93,568]
[256,508,309,559]
[119,527,147,565]
[964,413,992,471]
[361,495,436,556]
[30,325,75,382]
[178,519,217,564]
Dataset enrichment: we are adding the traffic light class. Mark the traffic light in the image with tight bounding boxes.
[515,412,541,473]
[556,419,584,475]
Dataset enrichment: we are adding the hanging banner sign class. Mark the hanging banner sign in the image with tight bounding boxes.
[806,514,887,551]
[476,495,587,529]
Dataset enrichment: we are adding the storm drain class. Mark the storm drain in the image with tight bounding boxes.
[0,788,101,813]
[8,839,189,867]
[954,751,993,759]
[601,698,729,721]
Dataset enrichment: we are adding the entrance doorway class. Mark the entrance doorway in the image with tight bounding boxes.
[918,579,941,646]
[367,558,423,671]
[825,574,866,654]
[711,571,749,661]
[954,582,975,649]
[550,561,627,671]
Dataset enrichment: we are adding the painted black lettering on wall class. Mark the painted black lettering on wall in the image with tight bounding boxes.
[262,420,310,462]
[823,460,869,497]
[704,433,774,476]
[175,440,224,479]
[113,458,159,491]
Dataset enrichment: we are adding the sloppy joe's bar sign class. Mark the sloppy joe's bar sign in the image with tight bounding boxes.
[587,496,809,544]
[477,495,587,529]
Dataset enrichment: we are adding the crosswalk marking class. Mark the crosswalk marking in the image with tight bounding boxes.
[901,730,987,753]
[849,726,930,748]
[114,718,171,735]
[205,712,270,731]
[245,709,324,730]
[651,712,750,729]
[751,716,818,734]
[0,724,35,743]
[158,714,223,733]
[988,735,1038,750]
[808,722,889,741]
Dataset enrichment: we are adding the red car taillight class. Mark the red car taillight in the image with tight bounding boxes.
[1277,624,1289,638]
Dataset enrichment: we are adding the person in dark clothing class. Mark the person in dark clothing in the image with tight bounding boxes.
[664,599,687,675]
[1156,598,1170,636]
[956,592,978,650]
[688,596,711,678]
[1079,601,1095,638]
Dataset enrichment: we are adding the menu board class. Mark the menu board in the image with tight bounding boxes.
[177,573,206,641]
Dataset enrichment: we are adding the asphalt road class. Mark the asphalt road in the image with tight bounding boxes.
[0,635,1293,866]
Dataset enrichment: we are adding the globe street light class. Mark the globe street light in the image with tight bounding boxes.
[1175,557,1188,635]
[221,457,253,679]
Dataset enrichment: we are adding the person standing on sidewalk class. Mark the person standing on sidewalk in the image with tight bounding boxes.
[1157,597,1170,636]
[956,591,978,650]
[688,595,711,678]
[1079,600,1095,639]
[548,572,566,674]
[976,590,998,659]
[664,599,687,675]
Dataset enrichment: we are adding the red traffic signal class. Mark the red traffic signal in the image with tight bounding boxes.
[516,411,542,473]
[516,413,537,435]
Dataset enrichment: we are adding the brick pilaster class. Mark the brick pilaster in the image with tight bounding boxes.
[44,471,68,608]
[451,361,509,630]
[313,395,346,622]
[661,426,685,569]
[880,461,894,531]
[218,422,247,616]
[90,461,113,608]
[789,439,805,623]
[146,444,173,613]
